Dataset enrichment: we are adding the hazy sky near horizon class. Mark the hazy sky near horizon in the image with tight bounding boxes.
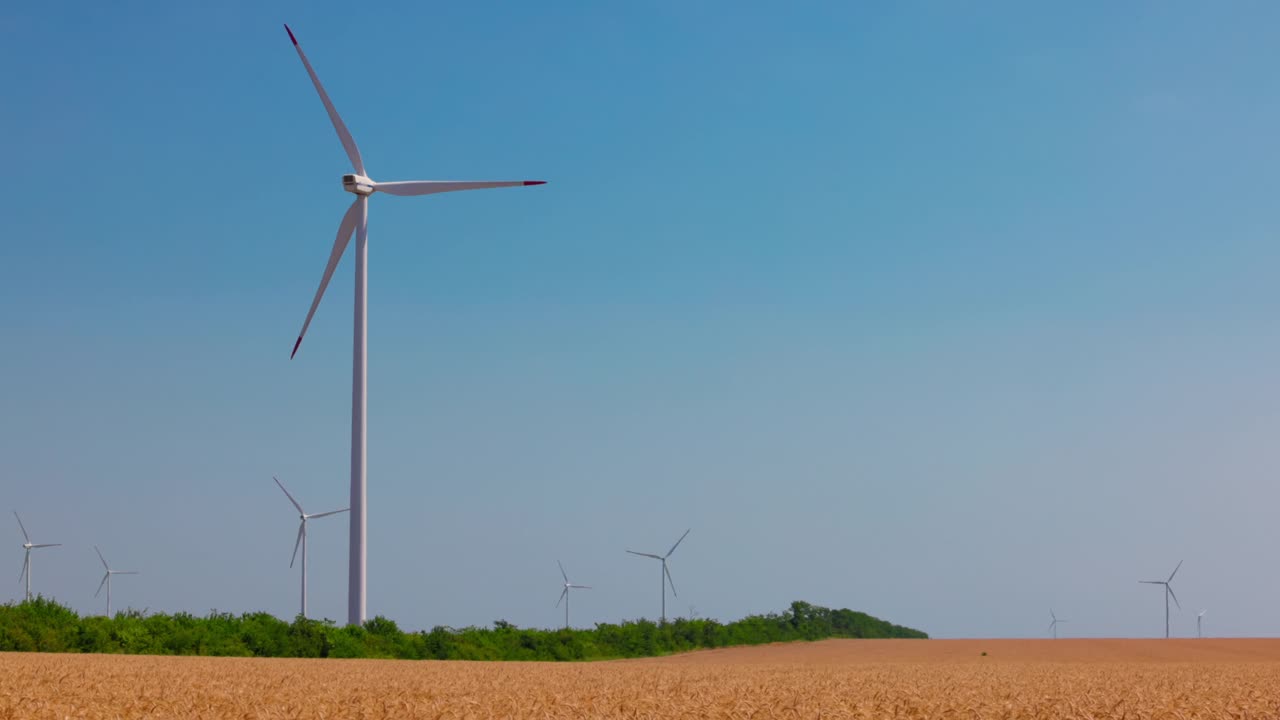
[3,2,1280,639]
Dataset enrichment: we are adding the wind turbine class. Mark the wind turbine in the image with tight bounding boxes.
[94,546,138,617]
[14,512,60,602]
[627,528,690,624]
[274,476,348,619]
[281,24,545,626]
[555,560,591,629]
[1048,609,1067,639]
[1197,609,1207,638]
[1139,560,1182,638]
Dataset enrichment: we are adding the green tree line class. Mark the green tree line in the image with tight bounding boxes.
[0,597,925,660]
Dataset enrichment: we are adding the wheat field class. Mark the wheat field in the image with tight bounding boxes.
[3,639,1279,719]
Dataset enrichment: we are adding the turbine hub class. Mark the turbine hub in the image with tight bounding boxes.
[342,174,375,196]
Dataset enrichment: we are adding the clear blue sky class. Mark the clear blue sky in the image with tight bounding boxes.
[3,1,1279,639]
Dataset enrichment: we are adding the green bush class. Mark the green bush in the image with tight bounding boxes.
[0,598,926,661]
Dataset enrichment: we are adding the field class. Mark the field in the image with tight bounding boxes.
[3,638,1280,719]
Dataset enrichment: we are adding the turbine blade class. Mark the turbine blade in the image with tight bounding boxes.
[556,587,567,608]
[283,25,364,175]
[375,180,546,197]
[95,572,109,598]
[1139,581,1163,584]
[290,521,304,568]
[13,512,29,543]
[666,528,691,558]
[1167,584,1181,609]
[273,476,305,514]
[291,198,360,358]
[665,563,678,598]
[570,584,592,590]
[18,553,28,584]
[307,508,349,519]
[626,550,663,560]
[31,543,60,549]
[114,571,139,575]
[95,545,109,571]
[558,560,568,583]
[1168,559,1183,583]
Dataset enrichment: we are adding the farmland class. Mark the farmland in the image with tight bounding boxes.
[4,638,1279,719]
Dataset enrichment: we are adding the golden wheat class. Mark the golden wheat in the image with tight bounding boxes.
[2,639,1279,719]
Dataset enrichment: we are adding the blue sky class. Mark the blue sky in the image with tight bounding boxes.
[3,1,1280,638]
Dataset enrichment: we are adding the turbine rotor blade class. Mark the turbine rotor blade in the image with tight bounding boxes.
[273,476,305,514]
[556,587,567,608]
[290,521,304,568]
[570,584,592,589]
[291,198,360,358]
[1168,560,1183,583]
[557,560,568,583]
[1167,584,1181,609]
[665,563,678,598]
[95,572,109,598]
[307,508,348,519]
[18,553,28,584]
[283,25,364,175]
[13,512,29,544]
[114,571,139,575]
[31,543,60,549]
[666,528,691,558]
[94,545,109,571]
[1139,581,1163,584]
[374,180,545,197]
[626,550,663,560]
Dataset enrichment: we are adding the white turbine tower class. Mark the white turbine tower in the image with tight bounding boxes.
[1048,609,1067,639]
[282,24,545,626]
[627,528,690,624]
[94,546,138,617]
[1139,560,1182,638]
[1197,609,1207,639]
[555,560,591,630]
[14,512,60,602]
[274,476,348,619]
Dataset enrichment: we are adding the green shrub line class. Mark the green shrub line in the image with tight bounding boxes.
[0,597,926,660]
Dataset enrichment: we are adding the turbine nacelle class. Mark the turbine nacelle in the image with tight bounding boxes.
[342,174,376,196]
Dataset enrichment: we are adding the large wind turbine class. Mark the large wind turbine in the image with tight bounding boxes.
[274,476,348,619]
[281,25,545,626]
[1139,560,1182,638]
[14,512,60,602]
[94,546,138,617]
[627,529,690,624]
[555,560,591,629]
[1048,609,1067,639]
[1197,609,1207,639]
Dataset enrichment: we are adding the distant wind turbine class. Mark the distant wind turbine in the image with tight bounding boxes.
[94,546,138,617]
[1139,560,1182,638]
[14,512,60,602]
[274,476,348,619]
[555,561,591,629]
[1197,609,1207,639]
[627,529,690,624]
[1048,609,1068,639]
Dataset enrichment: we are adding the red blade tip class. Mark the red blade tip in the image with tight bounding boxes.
[284,24,298,46]
[290,336,303,359]
[523,180,546,186]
